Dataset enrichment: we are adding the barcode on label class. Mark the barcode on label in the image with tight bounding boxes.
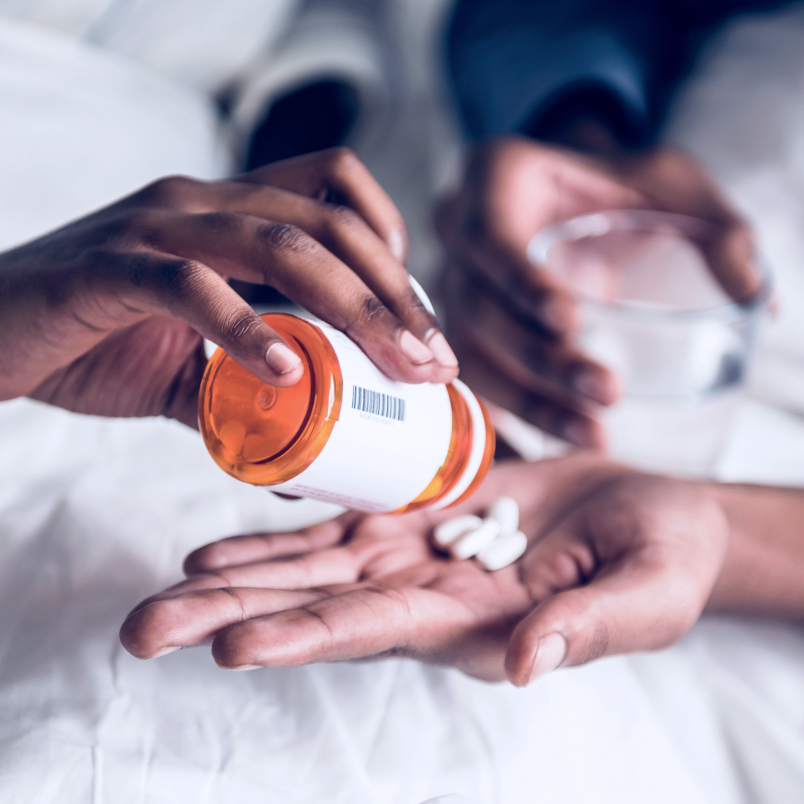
[351,385,406,421]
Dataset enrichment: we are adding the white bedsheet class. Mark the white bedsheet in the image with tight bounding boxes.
[1,9,804,804]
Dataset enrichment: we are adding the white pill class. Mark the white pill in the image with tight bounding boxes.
[488,496,519,537]
[452,518,500,559]
[433,514,484,547]
[477,531,528,571]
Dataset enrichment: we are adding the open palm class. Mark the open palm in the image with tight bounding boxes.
[121,455,727,684]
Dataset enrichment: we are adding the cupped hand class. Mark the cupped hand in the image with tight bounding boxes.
[120,455,728,684]
[0,147,457,427]
[435,136,761,447]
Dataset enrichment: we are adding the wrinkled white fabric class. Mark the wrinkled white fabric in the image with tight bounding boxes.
[0,7,804,804]
[0,0,301,92]
[0,16,229,250]
[0,398,714,804]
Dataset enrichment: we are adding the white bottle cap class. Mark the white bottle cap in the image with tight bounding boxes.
[428,378,488,510]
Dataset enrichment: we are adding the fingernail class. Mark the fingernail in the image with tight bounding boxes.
[389,229,407,262]
[426,331,459,368]
[527,632,567,683]
[231,664,261,671]
[266,342,302,375]
[399,329,435,365]
[153,646,180,658]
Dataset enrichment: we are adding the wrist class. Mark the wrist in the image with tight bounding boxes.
[706,482,804,619]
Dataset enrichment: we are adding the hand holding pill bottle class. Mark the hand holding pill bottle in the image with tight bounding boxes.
[198,313,495,513]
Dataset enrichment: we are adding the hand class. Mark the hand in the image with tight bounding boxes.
[120,455,727,684]
[0,147,458,427]
[435,136,761,447]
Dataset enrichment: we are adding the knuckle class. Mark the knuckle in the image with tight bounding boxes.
[325,146,361,174]
[324,203,362,233]
[196,211,243,234]
[148,258,206,298]
[121,209,169,248]
[257,222,312,255]
[219,309,263,346]
[348,293,389,333]
[404,286,430,315]
[143,174,203,207]
[86,210,162,249]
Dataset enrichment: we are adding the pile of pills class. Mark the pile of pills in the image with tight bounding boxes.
[433,497,528,571]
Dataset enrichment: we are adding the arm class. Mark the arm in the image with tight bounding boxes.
[708,483,804,618]
[119,457,804,684]
[0,148,458,426]
[437,1,763,446]
[447,0,682,147]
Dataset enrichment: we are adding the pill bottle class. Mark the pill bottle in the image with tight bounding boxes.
[198,313,494,513]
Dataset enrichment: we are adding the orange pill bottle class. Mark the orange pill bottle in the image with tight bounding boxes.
[198,313,494,513]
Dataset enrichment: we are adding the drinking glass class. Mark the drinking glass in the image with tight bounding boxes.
[528,209,770,476]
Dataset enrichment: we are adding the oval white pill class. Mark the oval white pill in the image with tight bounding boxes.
[451,518,500,559]
[488,496,519,537]
[433,514,484,547]
[477,531,528,571]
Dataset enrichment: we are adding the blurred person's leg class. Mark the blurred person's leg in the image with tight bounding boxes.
[227,0,396,305]
[244,79,359,168]
[231,0,395,170]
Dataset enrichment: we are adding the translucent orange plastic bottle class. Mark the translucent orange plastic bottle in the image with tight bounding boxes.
[198,313,495,513]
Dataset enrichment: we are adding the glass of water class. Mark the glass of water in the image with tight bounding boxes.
[528,209,770,477]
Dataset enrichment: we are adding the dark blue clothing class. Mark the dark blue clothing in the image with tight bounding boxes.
[447,0,797,145]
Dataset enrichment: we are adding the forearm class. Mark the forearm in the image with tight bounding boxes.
[707,482,804,619]
[446,0,675,146]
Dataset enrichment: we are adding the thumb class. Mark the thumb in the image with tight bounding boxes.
[702,220,766,304]
[504,556,707,687]
[143,257,305,388]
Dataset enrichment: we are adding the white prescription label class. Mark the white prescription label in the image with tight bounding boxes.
[270,323,453,513]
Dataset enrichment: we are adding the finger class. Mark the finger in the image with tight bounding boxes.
[184,516,357,574]
[621,148,764,302]
[120,587,329,659]
[210,584,474,670]
[700,220,764,303]
[504,491,726,685]
[444,230,581,336]
[443,139,643,333]
[111,250,304,387]
[176,542,368,594]
[238,147,409,263]
[151,211,445,384]
[504,556,704,686]
[447,266,618,405]
[451,333,605,448]
[204,180,456,376]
